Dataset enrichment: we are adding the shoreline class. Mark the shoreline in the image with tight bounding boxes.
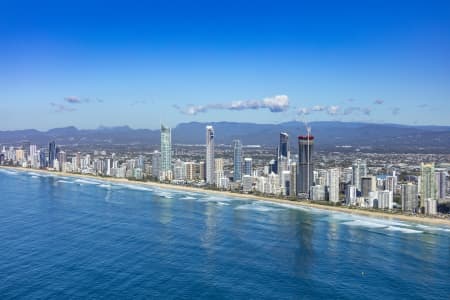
[1,165,449,226]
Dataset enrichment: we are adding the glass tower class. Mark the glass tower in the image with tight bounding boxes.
[160,124,172,180]
[206,126,215,184]
[233,139,242,181]
[297,134,314,198]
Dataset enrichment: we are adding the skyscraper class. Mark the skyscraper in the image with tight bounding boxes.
[420,163,436,211]
[48,141,56,168]
[160,124,172,181]
[345,185,357,205]
[243,157,252,176]
[297,132,314,198]
[214,158,224,186]
[151,150,161,178]
[39,149,47,168]
[361,176,376,198]
[352,159,367,192]
[435,170,447,199]
[206,125,215,184]
[327,168,340,203]
[233,139,242,181]
[401,183,418,213]
[278,132,290,187]
[290,162,297,197]
[278,132,289,159]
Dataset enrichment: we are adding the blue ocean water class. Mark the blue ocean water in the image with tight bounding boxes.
[0,169,449,299]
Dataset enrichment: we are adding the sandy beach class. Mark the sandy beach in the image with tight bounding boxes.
[2,165,449,226]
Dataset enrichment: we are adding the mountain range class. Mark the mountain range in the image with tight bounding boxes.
[1,122,449,153]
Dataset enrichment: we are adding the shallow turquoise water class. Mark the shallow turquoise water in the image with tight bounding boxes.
[0,169,449,299]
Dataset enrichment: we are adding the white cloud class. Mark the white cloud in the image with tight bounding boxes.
[327,105,340,115]
[176,95,290,115]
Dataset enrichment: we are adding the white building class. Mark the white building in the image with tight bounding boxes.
[327,168,340,203]
[345,185,357,206]
[242,175,253,193]
[214,158,224,187]
[425,198,437,215]
[378,190,393,210]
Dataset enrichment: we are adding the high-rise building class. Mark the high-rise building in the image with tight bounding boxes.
[76,152,81,171]
[425,199,437,215]
[278,132,289,159]
[290,162,297,197]
[345,185,357,205]
[160,124,172,180]
[29,144,37,162]
[199,161,206,181]
[206,125,215,184]
[173,159,185,181]
[233,140,242,181]
[297,133,314,198]
[184,162,196,181]
[151,151,161,178]
[435,170,447,199]
[242,175,253,193]
[39,150,47,168]
[243,157,252,176]
[269,159,277,174]
[327,168,340,203]
[214,158,224,186]
[420,163,436,211]
[15,149,25,162]
[361,176,376,198]
[401,183,418,213]
[278,132,290,187]
[57,151,66,171]
[48,141,57,168]
[385,175,397,192]
[378,190,393,209]
[311,185,326,201]
[352,159,367,192]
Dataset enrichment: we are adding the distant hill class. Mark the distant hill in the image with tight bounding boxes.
[1,122,449,153]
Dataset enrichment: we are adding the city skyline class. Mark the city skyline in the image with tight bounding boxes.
[2,1,450,130]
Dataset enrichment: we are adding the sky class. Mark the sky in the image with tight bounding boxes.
[1,0,450,130]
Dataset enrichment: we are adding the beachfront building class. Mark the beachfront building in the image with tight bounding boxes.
[420,163,436,212]
[297,133,314,199]
[160,124,172,181]
[206,125,215,185]
[327,168,340,203]
[401,183,418,213]
[233,139,242,182]
[243,157,252,176]
[352,159,367,192]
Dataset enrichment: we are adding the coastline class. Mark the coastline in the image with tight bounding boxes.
[1,165,449,226]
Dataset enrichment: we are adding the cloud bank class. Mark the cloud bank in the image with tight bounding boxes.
[175,95,289,115]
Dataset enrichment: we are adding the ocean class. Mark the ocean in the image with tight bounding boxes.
[0,168,449,299]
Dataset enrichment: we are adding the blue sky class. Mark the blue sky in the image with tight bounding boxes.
[1,0,449,130]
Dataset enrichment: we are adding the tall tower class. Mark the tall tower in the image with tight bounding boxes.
[401,183,418,212]
[233,139,242,181]
[327,168,340,203]
[420,163,436,210]
[352,159,367,192]
[278,132,289,159]
[297,130,314,198]
[243,157,252,176]
[151,150,161,178]
[48,141,56,168]
[278,132,290,184]
[160,124,172,180]
[206,125,215,184]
